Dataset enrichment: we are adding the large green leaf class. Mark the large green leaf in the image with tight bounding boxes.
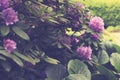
[103,41,115,54]
[0,26,10,36]
[110,53,120,72]
[46,64,67,80]
[96,65,117,80]
[12,27,30,40]
[68,59,91,80]
[98,50,109,64]
[64,74,88,80]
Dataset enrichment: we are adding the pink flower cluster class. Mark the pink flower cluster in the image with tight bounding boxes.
[77,46,92,60]
[0,0,19,25]
[61,36,79,47]
[3,39,16,53]
[89,16,104,32]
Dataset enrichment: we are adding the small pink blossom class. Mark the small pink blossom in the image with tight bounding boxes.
[2,8,19,25]
[75,2,85,9]
[62,36,72,47]
[4,39,17,53]
[74,21,80,27]
[72,37,79,43]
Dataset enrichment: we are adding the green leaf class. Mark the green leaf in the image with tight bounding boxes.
[59,18,69,23]
[13,51,37,65]
[12,55,24,67]
[103,41,115,54]
[46,64,67,80]
[103,41,113,49]
[43,56,60,64]
[96,65,117,80]
[0,50,24,67]
[91,54,98,63]
[0,55,6,61]
[47,18,59,24]
[26,55,40,63]
[68,59,91,80]
[110,53,120,72]
[38,0,43,2]
[113,44,120,53]
[98,50,109,64]
[12,27,30,40]
[64,74,88,80]
[57,43,63,48]
[0,50,12,57]
[0,26,10,36]
[46,7,53,12]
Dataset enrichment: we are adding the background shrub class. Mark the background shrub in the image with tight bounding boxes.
[0,0,120,80]
[70,0,120,27]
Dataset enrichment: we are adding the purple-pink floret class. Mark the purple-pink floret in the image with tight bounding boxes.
[91,34,99,40]
[2,8,19,25]
[63,36,72,47]
[75,2,85,9]
[89,16,104,32]
[4,39,17,53]
[0,0,9,9]
[77,46,92,60]
[72,37,79,43]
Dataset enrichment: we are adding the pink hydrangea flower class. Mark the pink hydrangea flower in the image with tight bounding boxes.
[77,46,92,60]
[89,16,104,32]
[2,8,19,25]
[4,39,17,53]
[0,0,9,9]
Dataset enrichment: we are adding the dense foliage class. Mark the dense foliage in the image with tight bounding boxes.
[0,0,120,80]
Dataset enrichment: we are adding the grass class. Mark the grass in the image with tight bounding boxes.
[103,26,120,46]
[70,0,120,7]
[107,26,120,32]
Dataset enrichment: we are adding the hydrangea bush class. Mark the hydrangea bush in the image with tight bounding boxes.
[0,0,119,80]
